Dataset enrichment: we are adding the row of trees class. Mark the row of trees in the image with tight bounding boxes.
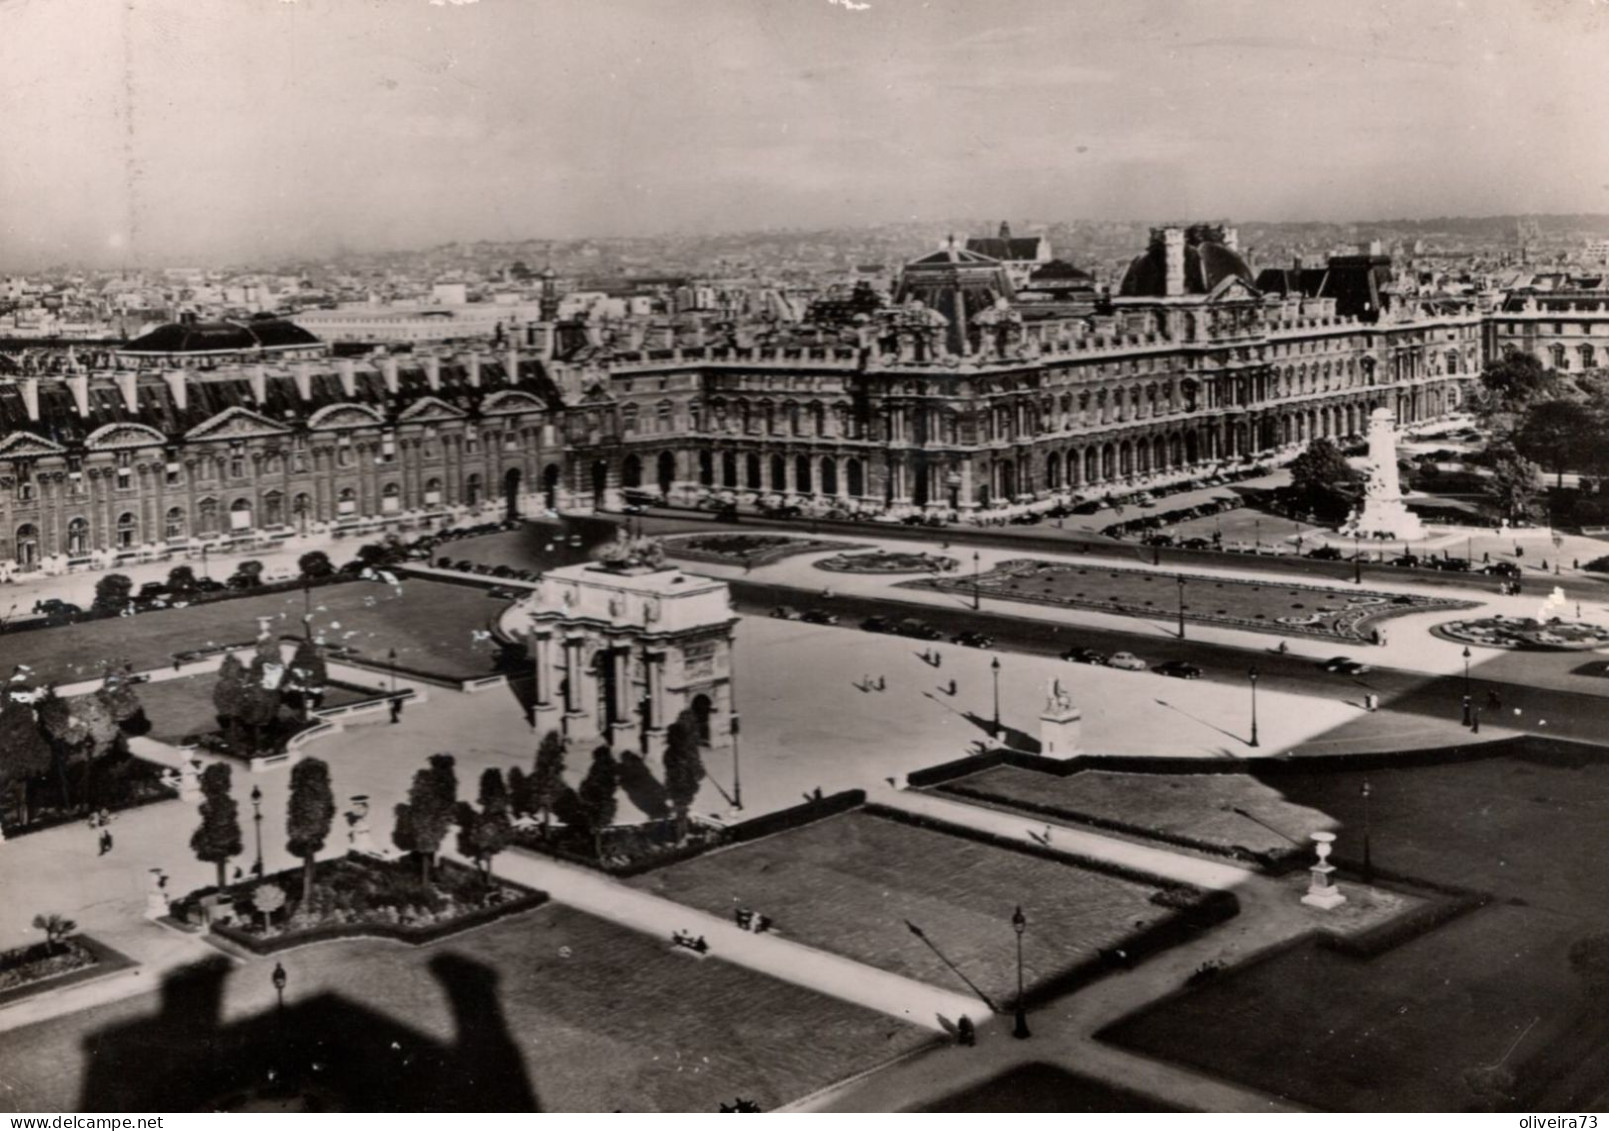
[0,672,146,828]
[190,756,336,907]
[210,638,328,754]
[1471,353,1609,519]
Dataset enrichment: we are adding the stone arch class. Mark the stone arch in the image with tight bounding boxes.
[770,454,786,491]
[745,452,762,490]
[795,454,813,494]
[621,453,643,489]
[820,456,838,496]
[657,452,676,495]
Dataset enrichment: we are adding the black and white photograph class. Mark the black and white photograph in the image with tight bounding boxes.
[2,0,1609,1116]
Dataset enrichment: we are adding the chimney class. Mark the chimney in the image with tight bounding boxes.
[248,364,267,405]
[505,344,520,384]
[380,356,399,395]
[466,353,482,388]
[337,358,357,398]
[161,369,187,412]
[423,353,441,392]
[67,373,89,417]
[292,362,312,401]
[113,370,139,414]
[20,376,39,421]
[1162,228,1186,297]
[531,323,555,362]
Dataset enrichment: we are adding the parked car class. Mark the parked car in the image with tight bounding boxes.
[952,630,995,649]
[1180,537,1213,551]
[1426,557,1470,572]
[1482,561,1522,579]
[769,605,802,620]
[799,608,839,625]
[1307,545,1344,561]
[1108,651,1148,671]
[1062,647,1108,665]
[1390,554,1420,567]
[1154,660,1202,679]
[894,618,943,641]
[860,616,893,634]
[33,598,82,621]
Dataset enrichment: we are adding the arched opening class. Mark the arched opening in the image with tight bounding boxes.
[745,453,762,490]
[721,451,738,489]
[67,517,89,556]
[820,456,838,496]
[116,511,138,549]
[998,459,1016,499]
[1152,435,1166,470]
[698,451,714,487]
[770,454,786,492]
[795,455,812,495]
[198,498,219,535]
[264,490,286,526]
[465,474,483,508]
[621,454,642,489]
[1101,444,1117,481]
[846,458,864,497]
[1085,448,1099,483]
[590,460,609,507]
[1045,451,1062,490]
[229,498,253,533]
[503,468,522,520]
[542,463,561,508]
[690,693,713,744]
[657,452,676,496]
[16,523,39,568]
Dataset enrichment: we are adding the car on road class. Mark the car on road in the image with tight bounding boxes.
[952,630,995,649]
[1108,651,1148,671]
[1154,660,1202,679]
[894,618,943,641]
[1425,557,1470,572]
[1180,537,1213,551]
[799,608,839,625]
[1062,647,1108,665]
[1321,656,1372,675]
[1482,561,1523,579]
[769,605,802,620]
[32,598,82,621]
[1306,545,1344,561]
[860,615,893,634]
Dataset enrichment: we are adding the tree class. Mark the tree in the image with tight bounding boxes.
[36,691,118,811]
[1513,398,1592,488]
[1484,449,1543,524]
[470,768,513,882]
[285,757,336,907]
[576,747,619,859]
[92,573,133,615]
[530,731,567,832]
[96,673,145,734]
[229,560,265,589]
[1480,351,1557,417]
[298,550,335,580]
[190,762,243,889]
[247,882,286,932]
[281,639,328,717]
[213,654,248,745]
[393,754,458,884]
[506,765,529,817]
[237,665,282,754]
[662,711,706,841]
[1288,437,1359,499]
[167,565,199,596]
[31,912,76,956]
[0,698,52,828]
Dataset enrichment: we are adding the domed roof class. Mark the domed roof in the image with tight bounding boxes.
[1119,226,1255,298]
[121,316,321,355]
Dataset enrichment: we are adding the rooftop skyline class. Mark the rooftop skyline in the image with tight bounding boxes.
[2,0,1607,269]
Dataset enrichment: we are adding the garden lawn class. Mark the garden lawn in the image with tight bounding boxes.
[0,902,931,1113]
[1101,749,1609,1111]
[2,577,512,686]
[629,811,1165,1005]
[88,673,376,746]
[937,766,1334,861]
[907,559,1472,642]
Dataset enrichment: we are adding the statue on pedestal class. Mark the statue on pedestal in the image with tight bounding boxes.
[1301,831,1347,910]
[1341,408,1425,540]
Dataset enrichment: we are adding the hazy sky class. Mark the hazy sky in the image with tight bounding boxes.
[2,0,1607,268]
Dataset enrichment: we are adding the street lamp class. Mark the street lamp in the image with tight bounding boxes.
[972,551,981,611]
[250,784,264,877]
[1247,665,1260,748]
[1011,905,1030,1039]
[301,577,313,640]
[731,713,743,812]
[1360,778,1373,882]
[1353,532,1362,584]
[1176,575,1187,640]
[271,961,289,1080]
[991,656,1002,737]
[388,647,398,694]
[1461,645,1472,726]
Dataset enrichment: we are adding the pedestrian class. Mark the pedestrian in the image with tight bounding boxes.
[1516,545,1524,559]
[876,675,886,691]
[1574,559,1580,571]
[1483,551,1490,564]
[389,697,403,725]
[1043,824,1053,843]
[1541,558,1548,572]
[947,679,957,696]
[99,828,113,855]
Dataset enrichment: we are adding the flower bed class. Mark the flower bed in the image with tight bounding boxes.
[0,934,136,1005]
[814,549,959,574]
[176,854,543,954]
[659,532,860,567]
[1433,616,1609,652]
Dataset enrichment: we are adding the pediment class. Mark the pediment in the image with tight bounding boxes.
[85,422,168,451]
[0,431,66,459]
[480,390,547,416]
[185,406,293,443]
[1208,276,1261,303]
[396,396,467,424]
[576,383,615,406]
[307,402,386,431]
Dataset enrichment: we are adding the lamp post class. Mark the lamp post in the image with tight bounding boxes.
[388,647,398,694]
[1360,778,1373,882]
[1254,517,1261,553]
[972,551,981,610]
[1176,575,1187,640]
[731,713,743,812]
[991,656,1002,737]
[1353,532,1362,584]
[270,961,289,1082]
[250,785,264,877]
[301,577,313,640]
[1247,665,1260,748]
[1011,905,1030,1039]
[1461,645,1472,726]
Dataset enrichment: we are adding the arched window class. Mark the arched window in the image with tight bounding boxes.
[380,482,401,514]
[116,511,138,549]
[292,492,312,526]
[197,497,219,536]
[465,474,482,506]
[745,453,762,490]
[15,524,40,568]
[795,455,812,494]
[424,478,443,506]
[229,498,253,532]
[66,517,89,556]
[229,451,246,479]
[698,451,714,486]
[263,490,285,526]
[165,507,186,542]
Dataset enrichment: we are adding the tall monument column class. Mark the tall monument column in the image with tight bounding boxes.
[1341,407,1425,540]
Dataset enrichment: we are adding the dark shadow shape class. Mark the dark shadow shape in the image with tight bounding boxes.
[1152,698,1247,748]
[960,711,1040,754]
[915,1062,1183,1113]
[616,750,671,819]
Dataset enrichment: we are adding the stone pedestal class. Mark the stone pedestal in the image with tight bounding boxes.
[347,796,377,857]
[1301,831,1347,910]
[177,761,202,803]
[1342,407,1424,540]
[1038,679,1083,760]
